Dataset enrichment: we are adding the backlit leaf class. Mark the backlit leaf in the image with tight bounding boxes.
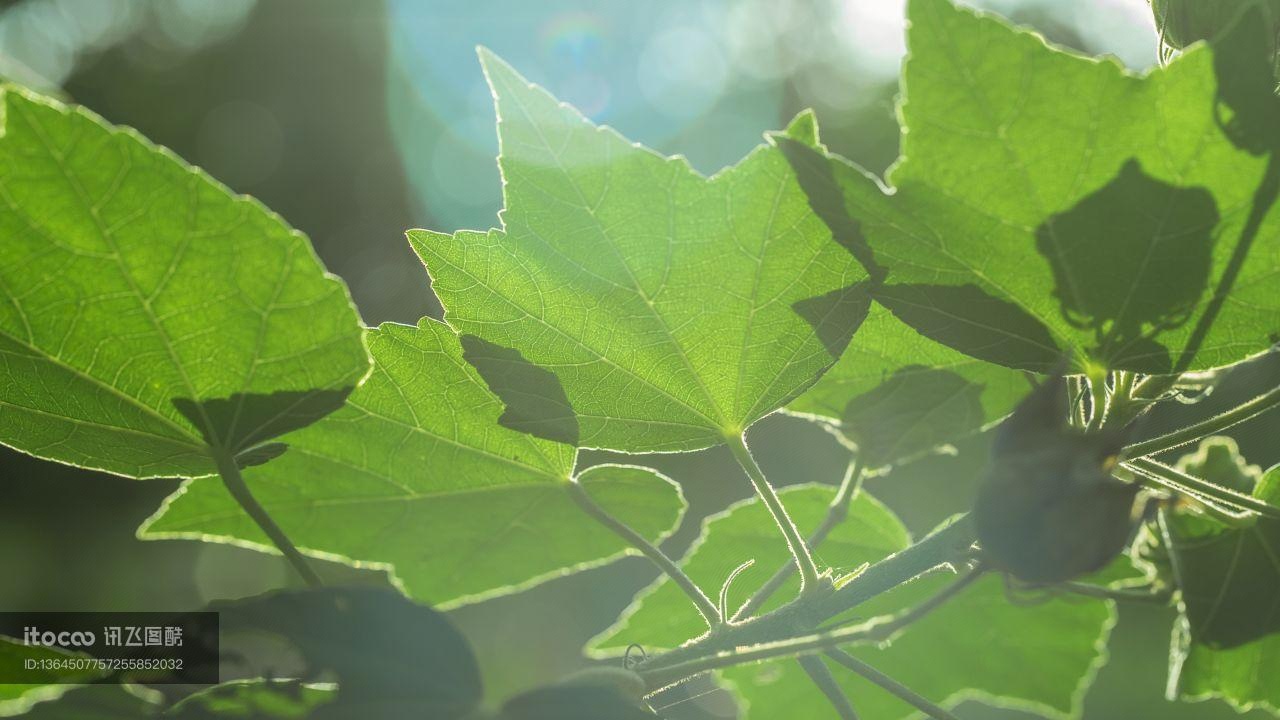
[1165,443,1280,714]
[409,53,871,453]
[781,0,1280,375]
[142,319,684,606]
[0,86,368,479]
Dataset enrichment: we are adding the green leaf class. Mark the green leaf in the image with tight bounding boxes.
[786,304,1029,467]
[409,52,871,453]
[722,570,1114,720]
[776,120,1030,461]
[590,485,908,652]
[142,319,685,606]
[1164,444,1280,714]
[0,85,369,479]
[8,686,161,719]
[782,0,1280,375]
[0,638,106,715]
[165,681,335,719]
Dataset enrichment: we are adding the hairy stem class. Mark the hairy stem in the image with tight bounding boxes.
[824,649,962,720]
[568,479,721,627]
[726,433,821,592]
[811,514,976,620]
[733,459,863,621]
[214,452,322,588]
[1059,581,1172,605]
[1124,383,1280,459]
[799,655,860,720]
[638,515,977,690]
[1124,457,1280,519]
[641,566,977,692]
[821,565,985,634]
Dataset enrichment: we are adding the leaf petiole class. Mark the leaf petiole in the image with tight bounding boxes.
[726,433,822,593]
[1058,581,1173,605]
[733,459,864,621]
[567,478,722,628]
[824,649,962,720]
[1123,456,1280,519]
[798,654,861,720]
[213,451,323,588]
[1124,383,1280,459]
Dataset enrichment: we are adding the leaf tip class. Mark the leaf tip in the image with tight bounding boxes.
[776,108,821,148]
[475,45,524,92]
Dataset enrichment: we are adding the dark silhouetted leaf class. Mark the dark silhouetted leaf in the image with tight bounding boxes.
[212,586,481,716]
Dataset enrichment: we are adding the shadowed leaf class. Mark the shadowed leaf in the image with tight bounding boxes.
[780,0,1280,375]
[460,335,580,445]
[172,388,352,457]
[838,366,986,467]
[144,320,684,607]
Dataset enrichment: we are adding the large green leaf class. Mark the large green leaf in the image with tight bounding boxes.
[142,319,684,606]
[409,53,870,453]
[0,85,369,479]
[781,0,1280,375]
[1163,442,1280,714]
[594,486,1113,719]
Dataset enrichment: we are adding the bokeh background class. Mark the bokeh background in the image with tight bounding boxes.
[0,0,1276,717]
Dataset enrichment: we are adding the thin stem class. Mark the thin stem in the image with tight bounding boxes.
[1113,370,1134,399]
[726,433,821,592]
[1069,376,1088,428]
[568,479,721,627]
[641,556,981,691]
[798,655,860,720]
[1120,465,1253,523]
[733,459,863,621]
[1130,372,1178,401]
[1059,582,1172,605]
[1125,383,1280,459]
[1085,373,1109,431]
[637,514,977,689]
[824,650,962,720]
[214,451,323,588]
[1124,457,1280,519]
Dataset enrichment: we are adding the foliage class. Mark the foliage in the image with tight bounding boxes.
[1,0,1279,718]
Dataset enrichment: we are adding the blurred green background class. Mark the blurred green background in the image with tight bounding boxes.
[0,0,1276,717]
